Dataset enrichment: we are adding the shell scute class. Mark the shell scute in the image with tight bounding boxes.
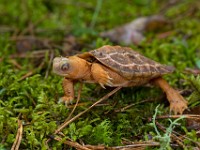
[88,45,174,80]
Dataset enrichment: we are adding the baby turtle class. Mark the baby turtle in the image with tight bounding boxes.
[53,45,187,114]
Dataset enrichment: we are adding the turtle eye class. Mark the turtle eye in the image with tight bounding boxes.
[61,63,69,71]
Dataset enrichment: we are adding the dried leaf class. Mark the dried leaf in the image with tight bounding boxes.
[100,15,170,45]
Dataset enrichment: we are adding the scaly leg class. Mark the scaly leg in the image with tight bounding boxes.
[153,77,188,114]
[59,78,74,105]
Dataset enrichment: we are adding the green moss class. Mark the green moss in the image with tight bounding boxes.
[0,0,199,149]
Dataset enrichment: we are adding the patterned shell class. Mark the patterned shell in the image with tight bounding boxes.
[80,45,174,80]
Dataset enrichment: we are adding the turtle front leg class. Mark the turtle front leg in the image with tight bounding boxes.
[153,77,188,114]
[59,78,74,105]
[91,63,113,88]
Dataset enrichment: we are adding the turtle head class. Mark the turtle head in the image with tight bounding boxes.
[53,56,89,79]
[53,57,71,77]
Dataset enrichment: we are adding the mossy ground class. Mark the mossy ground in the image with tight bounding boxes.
[0,0,200,149]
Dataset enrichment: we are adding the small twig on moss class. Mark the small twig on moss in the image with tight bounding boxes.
[66,83,83,121]
[45,50,54,79]
[53,136,161,150]
[11,120,23,150]
[184,68,200,75]
[115,98,155,113]
[19,71,33,81]
[46,87,121,146]
[10,49,52,59]
[85,141,160,150]
[54,87,122,134]
[155,114,200,121]
[156,31,174,39]
[170,127,200,148]
[8,59,22,69]
[67,102,89,108]
[52,136,91,150]
[110,143,158,150]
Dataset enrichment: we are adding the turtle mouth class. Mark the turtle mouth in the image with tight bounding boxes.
[53,67,69,76]
[55,72,69,77]
[53,68,69,77]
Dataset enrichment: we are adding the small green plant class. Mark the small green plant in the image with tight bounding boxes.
[187,75,200,106]
[151,105,185,150]
[90,0,103,29]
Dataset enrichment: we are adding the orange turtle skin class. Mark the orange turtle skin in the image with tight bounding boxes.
[53,45,188,114]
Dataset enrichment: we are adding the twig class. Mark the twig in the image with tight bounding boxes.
[10,35,51,42]
[19,71,33,81]
[52,136,91,150]
[155,114,200,120]
[156,31,174,39]
[45,50,54,79]
[48,84,83,143]
[67,102,89,108]
[110,142,159,149]
[10,49,52,59]
[184,68,200,75]
[54,87,122,134]
[0,26,15,33]
[66,83,83,121]
[84,145,107,150]
[8,59,22,69]
[53,135,160,150]
[115,99,154,112]
[171,128,200,148]
[11,120,23,150]
[85,141,160,150]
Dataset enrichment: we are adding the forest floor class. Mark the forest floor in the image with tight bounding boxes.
[0,0,200,149]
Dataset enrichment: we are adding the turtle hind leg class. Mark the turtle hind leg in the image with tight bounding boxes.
[91,63,113,88]
[152,77,188,114]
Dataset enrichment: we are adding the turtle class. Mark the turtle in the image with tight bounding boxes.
[53,45,188,114]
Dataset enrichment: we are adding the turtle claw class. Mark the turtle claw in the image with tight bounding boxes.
[166,89,188,115]
[98,70,113,88]
[100,83,106,89]
[58,96,74,106]
[108,76,113,81]
[64,100,73,106]
[58,98,64,104]
[106,80,114,87]
[170,103,187,115]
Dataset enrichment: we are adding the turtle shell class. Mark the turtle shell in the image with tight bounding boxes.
[80,45,174,80]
